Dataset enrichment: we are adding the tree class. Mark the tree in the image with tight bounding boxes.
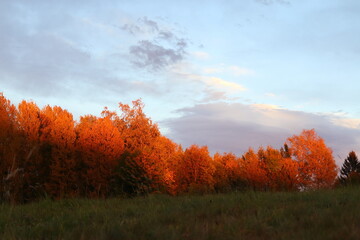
[76,115,124,197]
[286,129,338,189]
[176,145,215,193]
[115,100,165,193]
[275,156,299,191]
[280,143,291,158]
[41,105,77,198]
[16,100,46,202]
[117,99,160,152]
[213,152,242,192]
[240,148,269,190]
[339,151,360,184]
[0,93,20,202]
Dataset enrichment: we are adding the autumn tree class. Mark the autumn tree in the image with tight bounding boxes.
[286,129,338,189]
[213,152,242,192]
[117,99,160,152]
[40,105,77,198]
[240,148,269,190]
[176,145,215,193]
[258,147,282,182]
[145,136,181,194]
[280,143,291,158]
[16,100,47,202]
[115,100,165,194]
[76,115,124,197]
[0,93,20,202]
[339,151,360,185]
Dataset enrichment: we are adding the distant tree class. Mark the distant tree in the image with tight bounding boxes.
[76,115,124,197]
[16,100,46,202]
[41,105,77,198]
[286,129,338,189]
[0,93,20,203]
[240,148,269,190]
[213,152,242,192]
[339,151,360,185]
[176,145,215,193]
[275,157,299,191]
[116,100,166,193]
[280,143,291,158]
[114,150,152,196]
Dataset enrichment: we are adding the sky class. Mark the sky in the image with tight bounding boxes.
[1,0,360,165]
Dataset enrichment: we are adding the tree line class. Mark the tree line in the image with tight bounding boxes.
[0,93,353,203]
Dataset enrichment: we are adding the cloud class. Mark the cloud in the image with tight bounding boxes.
[158,31,174,40]
[228,66,254,76]
[121,17,160,35]
[163,102,360,165]
[265,93,277,97]
[192,51,210,60]
[202,65,254,77]
[140,17,159,32]
[175,72,246,92]
[130,40,185,70]
[331,118,360,130]
[124,17,188,71]
[0,2,168,100]
[207,77,246,91]
[121,23,142,35]
[255,0,290,5]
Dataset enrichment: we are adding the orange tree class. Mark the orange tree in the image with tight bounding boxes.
[41,105,77,198]
[213,152,242,192]
[240,148,269,190]
[175,145,215,193]
[286,129,338,189]
[76,115,124,197]
[0,94,19,202]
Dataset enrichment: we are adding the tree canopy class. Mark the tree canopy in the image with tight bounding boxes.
[0,93,345,203]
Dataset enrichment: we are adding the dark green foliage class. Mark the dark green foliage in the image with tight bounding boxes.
[113,150,153,196]
[339,151,360,184]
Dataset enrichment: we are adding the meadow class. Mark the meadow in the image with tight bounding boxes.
[1,186,359,240]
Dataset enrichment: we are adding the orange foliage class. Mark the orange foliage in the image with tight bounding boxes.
[0,94,19,202]
[0,93,342,202]
[276,157,299,191]
[176,145,215,193]
[287,129,338,189]
[118,99,160,152]
[240,148,269,190]
[41,106,77,198]
[16,101,45,201]
[213,152,242,192]
[76,115,124,197]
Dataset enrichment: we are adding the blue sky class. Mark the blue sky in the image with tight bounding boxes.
[1,0,360,164]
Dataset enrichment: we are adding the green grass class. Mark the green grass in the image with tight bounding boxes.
[1,187,360,240]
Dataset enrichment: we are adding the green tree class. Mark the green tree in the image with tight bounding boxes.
[339,151,360,184]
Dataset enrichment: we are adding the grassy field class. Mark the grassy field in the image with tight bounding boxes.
[1,187,360,240]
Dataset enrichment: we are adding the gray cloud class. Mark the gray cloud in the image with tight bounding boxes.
[0,1,168,99]
[0,2,91,95]
[121,17,160,35]
[158,31,174,41]
[122,17,188,71]
[163,102,360,166]
[121,23,142,35]
[130,40,184,70]
[141,17,159,32]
